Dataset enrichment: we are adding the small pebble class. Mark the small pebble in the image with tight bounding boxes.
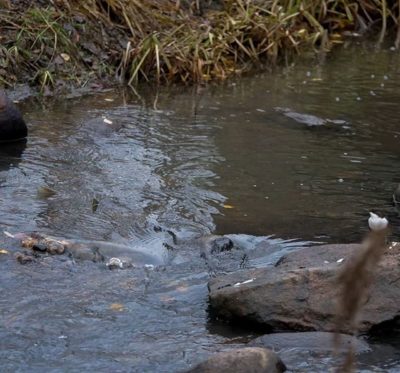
[22,237,37,249]
[32,242,47,252]
[46,241,65,255]
[106,257,124,270]
[15,252,34,265]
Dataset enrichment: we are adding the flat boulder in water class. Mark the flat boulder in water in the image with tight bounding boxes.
[208,243,400,333]
[185,347,286,373]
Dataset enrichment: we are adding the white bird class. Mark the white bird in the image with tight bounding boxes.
[368,212,388,231]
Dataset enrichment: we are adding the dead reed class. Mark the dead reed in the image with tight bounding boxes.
[0,0,399,91]
[335,220,389,372]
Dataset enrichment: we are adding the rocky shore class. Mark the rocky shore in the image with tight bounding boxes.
[209,241,400,333]
[3,227,399,371]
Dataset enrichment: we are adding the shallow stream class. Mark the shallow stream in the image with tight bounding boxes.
[1,42,400,372]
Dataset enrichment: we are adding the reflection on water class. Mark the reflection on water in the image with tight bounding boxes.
[1,42,400,372]
[1,93,224,240]
[208,44,400,242]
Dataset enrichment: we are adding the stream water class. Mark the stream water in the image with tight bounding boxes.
[1,42,400,372]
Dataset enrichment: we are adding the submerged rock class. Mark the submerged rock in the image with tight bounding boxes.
[249,332,370,354]
[208,243,400,333]
[0,91,27,142]
[186,347,286,373]
[14,251,36,265]
[21,234,65,255]
[11,231,165,266]
[210,236,234,254]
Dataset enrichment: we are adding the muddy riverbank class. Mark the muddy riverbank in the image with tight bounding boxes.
[1,0,399,93]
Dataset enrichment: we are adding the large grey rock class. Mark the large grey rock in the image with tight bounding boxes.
[186,347,286,373]
[209,243,400,333]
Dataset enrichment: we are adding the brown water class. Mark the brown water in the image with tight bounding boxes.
[1,42,400,372]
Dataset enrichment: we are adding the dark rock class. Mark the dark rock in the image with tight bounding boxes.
[249,332,370,354]
[45,240,65,255]
[0,91,27,142]
[186,347,286,373]
[210,236,234,254]
[15,252,35,264]
[31,242,48,252]
[65,244,105,262]
[208,243,400,333]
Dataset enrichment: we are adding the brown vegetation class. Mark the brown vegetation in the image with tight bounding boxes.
[335,227,389,372]
[0,0,399,92]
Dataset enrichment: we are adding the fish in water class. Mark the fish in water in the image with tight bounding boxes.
[0,90,27,142]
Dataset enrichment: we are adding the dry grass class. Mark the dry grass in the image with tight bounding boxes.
[0,0,399,91]
[334,227,389,372]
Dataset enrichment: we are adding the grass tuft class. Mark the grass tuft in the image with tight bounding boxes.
[0,0,399,91]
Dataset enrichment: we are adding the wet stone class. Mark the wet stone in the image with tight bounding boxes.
[21,234,67,255]
[31,242,47,252]
[106,257,132,270]
[249,332,371,354]
[46,240,65,255]
[210,237,234,254]
[66,245,105,262]
[15,252,35,265]
[186,347,286,373]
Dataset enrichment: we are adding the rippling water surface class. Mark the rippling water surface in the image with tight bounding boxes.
[1,42,400,372]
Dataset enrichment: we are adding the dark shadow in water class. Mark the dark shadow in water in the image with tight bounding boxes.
[0,140,26,171]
